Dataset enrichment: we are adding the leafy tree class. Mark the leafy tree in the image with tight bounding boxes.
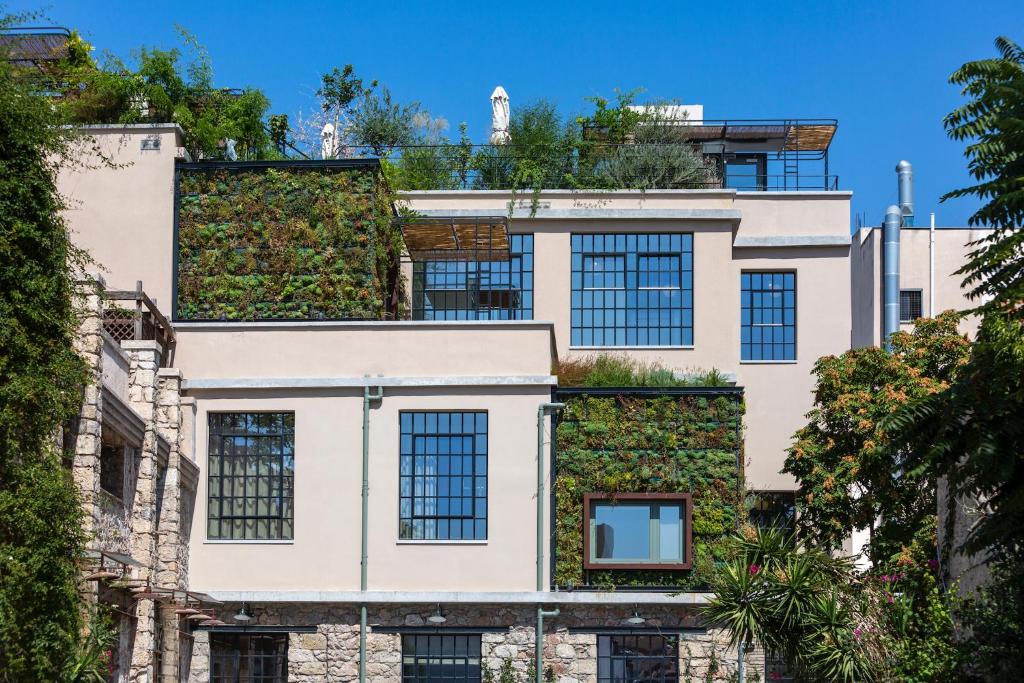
[350,86,419,156]
[784,313,970,560]
[879,36,1024,682]
[942,36,1024,317]
[58,28,271,159]
[0,14,109,679]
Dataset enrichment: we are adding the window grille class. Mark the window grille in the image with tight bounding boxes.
[597,634,678,683]
[741,271,796,361]
[413,235,533,320]
[400,412,488,540]
[207,413,294,540]
[900,289,923,323]
[401,634,482,683]
[571,234,694,347]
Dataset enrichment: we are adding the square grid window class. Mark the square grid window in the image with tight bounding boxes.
[402,634,481,683]
[400,412,487,540]
[207,413,294,540]
[741,272,796,361]
[571,234,694,347]
[413,234,533,320]
[900,289,923,323]
[748,491,797,535]
[597,634,678,683]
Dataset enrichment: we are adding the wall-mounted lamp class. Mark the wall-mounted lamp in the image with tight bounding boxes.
[427,605,447,625]
[626,607,646,625]
[233,604,252,623]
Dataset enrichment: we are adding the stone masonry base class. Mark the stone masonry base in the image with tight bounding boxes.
[186,603,765,683]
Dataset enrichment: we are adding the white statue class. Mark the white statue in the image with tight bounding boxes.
[489,86,510,145]
[224,138,238,161]
[320,122,337,159]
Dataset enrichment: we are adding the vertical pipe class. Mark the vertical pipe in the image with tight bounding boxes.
[360,384,383,683]
[896,160,914,227]
[883,205,902,351]
[929,212,936,316]
[536,402,564,683]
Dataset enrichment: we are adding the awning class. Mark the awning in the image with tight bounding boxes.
[400,216,511,262]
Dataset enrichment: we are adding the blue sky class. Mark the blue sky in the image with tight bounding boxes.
[19,0,1024,226]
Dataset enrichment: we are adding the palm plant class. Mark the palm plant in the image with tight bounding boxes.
[702,527,881,682]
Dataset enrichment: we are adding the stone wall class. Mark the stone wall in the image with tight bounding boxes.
[73,282,191,683]
[185,603,764,683]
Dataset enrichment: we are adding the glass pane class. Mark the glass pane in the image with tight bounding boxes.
[593,503,651,561]
[659,504,683,562]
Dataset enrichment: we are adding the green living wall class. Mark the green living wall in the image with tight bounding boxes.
[553,390,743,589]
[176,161,403,320]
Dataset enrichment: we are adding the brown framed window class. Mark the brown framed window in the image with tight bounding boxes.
[583,493,692,570]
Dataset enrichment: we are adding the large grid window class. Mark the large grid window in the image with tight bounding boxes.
[900,289,923,323]
[597,634,678,683]
[402,634,481,683]
[571,234,693,347]
[399,412,487,540]
[413,234,533,320]
[741,271,796,361]
[208,413,294,540]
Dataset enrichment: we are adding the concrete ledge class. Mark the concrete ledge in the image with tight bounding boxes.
[733,235,850,248]
[172,319,555,331]
[415,208,742,221]
[183,375,559,391]
[200,590,713,605]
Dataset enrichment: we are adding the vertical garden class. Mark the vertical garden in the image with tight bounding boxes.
[552,387,744,590]
[175,160,404,321]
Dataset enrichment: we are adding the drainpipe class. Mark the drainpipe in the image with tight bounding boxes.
[536,402,564,683]
[929,212,936,316]
[883,204,901,351]
[360,383,384,683]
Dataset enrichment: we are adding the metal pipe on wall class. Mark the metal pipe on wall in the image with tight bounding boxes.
[897,160,914,227]
[536,402,564,683]
[929,212,936,316]
[883,204,902,351]
[360,383,384,683]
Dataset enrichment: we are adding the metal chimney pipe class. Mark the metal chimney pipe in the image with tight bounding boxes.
[896,160,914,227]
[883,204,902,350]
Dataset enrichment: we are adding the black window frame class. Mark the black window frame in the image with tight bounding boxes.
[899,288,923,323]
[209,633,288,683]
[401,633,482,683]
[399,411,488,541]
[597,634,679,683]
[571,233,694,348]
[747,491,797,536]
[207,412,295,541]
[412,234,534,321]
[741,270,797,361]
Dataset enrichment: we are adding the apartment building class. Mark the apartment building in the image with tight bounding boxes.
[57,117,982,683]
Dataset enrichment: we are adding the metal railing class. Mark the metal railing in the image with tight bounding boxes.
[333,142,838,193]
[103,281,175,366]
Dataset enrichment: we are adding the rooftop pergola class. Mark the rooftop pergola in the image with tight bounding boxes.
[400,216,512,262]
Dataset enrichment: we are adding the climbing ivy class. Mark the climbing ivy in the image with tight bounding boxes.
[553,392,743,589]
[176,163,404,320]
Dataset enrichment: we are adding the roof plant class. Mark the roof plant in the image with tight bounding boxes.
[56,28,276,160]
[0,12,112,680]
